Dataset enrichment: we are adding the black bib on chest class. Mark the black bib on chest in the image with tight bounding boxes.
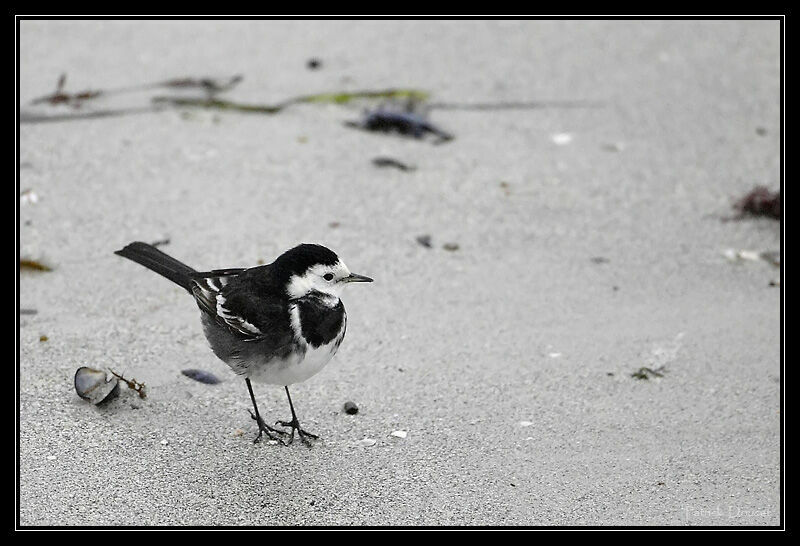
[296,295,346,348]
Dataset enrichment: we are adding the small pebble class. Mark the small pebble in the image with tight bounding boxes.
[723,249,746,262]
[343,401,359,415]
[160,439,169,446]
[724,248,775,264]
[355,438,376,448]
[737,250,761,261]
[519,421,534,427]
[391,430,408,439]
[551,133,573,145]
[46,455,56,461]
[20,189,39,205]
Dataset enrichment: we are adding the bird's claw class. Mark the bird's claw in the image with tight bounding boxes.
[275,419,319,446]
[248,410,287,445]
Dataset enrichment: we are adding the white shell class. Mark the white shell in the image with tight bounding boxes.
[74,367,119,405]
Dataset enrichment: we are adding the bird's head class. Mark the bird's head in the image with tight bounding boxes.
[277,243,373,300]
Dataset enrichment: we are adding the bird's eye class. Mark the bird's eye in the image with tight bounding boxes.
[323,273,334,281]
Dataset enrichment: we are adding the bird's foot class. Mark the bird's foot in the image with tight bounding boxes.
[275,418,319,447]
[248,410,288,445]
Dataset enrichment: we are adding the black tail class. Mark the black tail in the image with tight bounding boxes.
[115,242,197,293]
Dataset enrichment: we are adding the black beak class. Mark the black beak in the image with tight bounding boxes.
[344,273,373,283]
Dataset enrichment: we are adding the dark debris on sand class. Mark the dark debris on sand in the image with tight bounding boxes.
[372,157,416,171]
[181,369,222,385]
[345,100,453,143]
[733,186,781,220]
[415,235,433,248]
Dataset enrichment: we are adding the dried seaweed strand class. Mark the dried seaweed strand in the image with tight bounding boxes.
[20,259,52,272]
[109,369,147,398]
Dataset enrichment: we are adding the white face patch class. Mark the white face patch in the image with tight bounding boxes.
[286,260,351,300]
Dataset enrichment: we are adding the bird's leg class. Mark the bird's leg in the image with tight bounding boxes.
[245,378,286,445]
[275,386,319,446]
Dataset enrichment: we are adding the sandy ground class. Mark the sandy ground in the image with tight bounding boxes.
[18,20,781,526]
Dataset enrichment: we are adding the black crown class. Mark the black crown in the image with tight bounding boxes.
[274,244,340,276]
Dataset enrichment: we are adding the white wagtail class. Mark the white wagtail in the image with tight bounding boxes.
[115,242,372,445]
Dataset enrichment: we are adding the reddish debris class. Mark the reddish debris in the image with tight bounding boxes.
[734,186,781,219]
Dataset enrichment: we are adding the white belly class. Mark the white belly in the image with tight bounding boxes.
[247,341,340,385]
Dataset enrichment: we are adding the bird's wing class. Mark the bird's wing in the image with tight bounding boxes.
[190,269,289,343]
[190,269,256,338]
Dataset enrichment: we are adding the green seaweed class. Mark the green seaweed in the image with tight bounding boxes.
[295,88,429,104]
[152,97,284,114]
[152,88,429,115]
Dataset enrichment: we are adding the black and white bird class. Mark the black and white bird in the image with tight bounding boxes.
[114,242,372,445]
